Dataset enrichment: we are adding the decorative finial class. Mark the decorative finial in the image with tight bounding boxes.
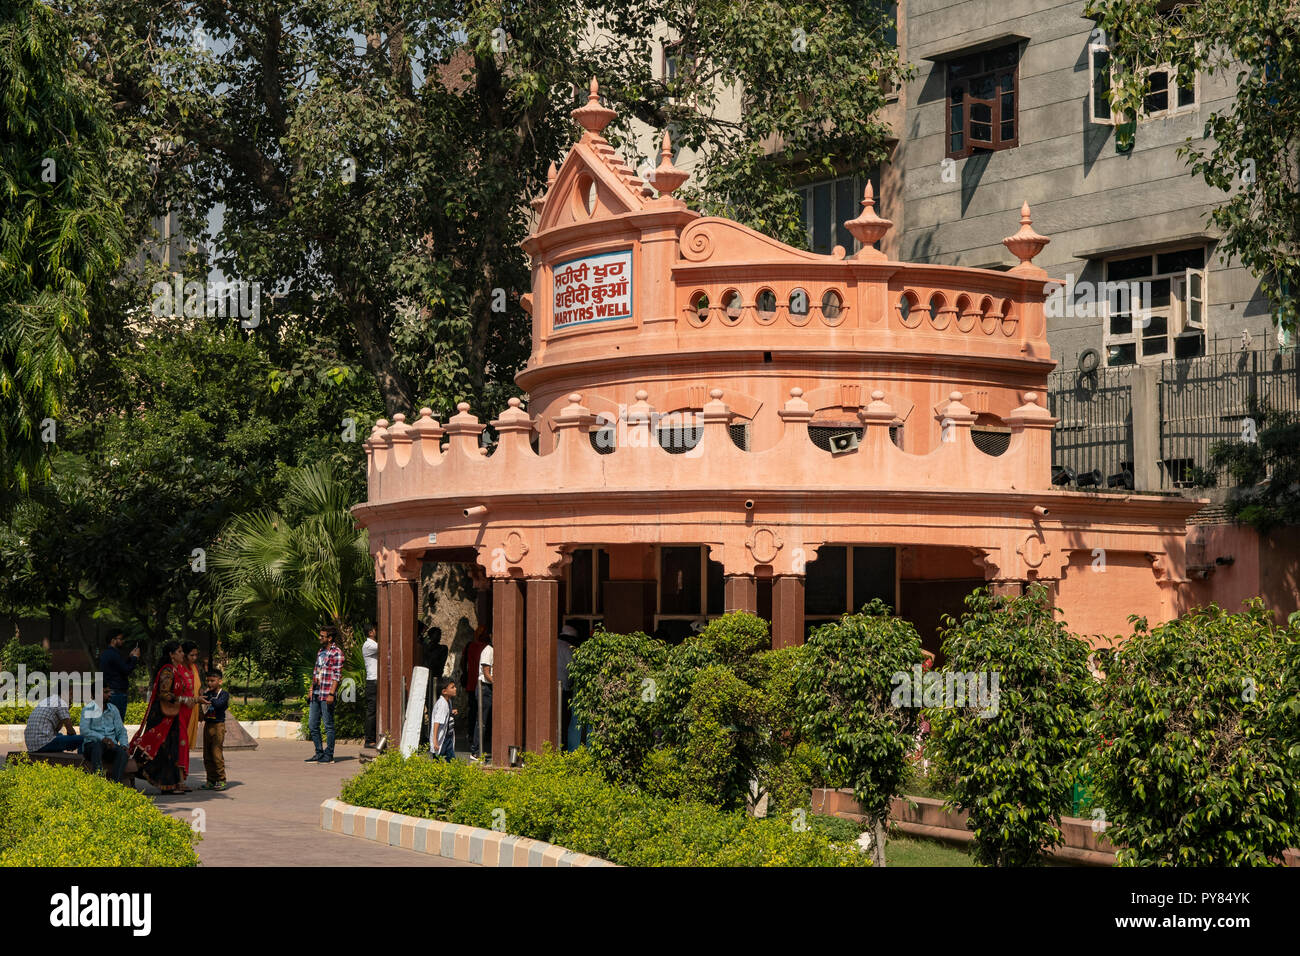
[652,130,689,197]
[571,77,616,135]
[709,388,724,400]
[1002,201,1050,275]
[949,391,963,402]
[635,389,649,401]
[568,392,582,404]
[531,162,558,213]
[845,181,892,259]
[457,402,470,413]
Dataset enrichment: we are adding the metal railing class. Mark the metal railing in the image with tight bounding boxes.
[1047,365,1134,485]
[1158,343,1300,489]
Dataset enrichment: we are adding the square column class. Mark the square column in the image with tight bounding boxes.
[377,578,417,739]
[724,574,758,613]
[492,577,526,763]
[525,577,560,754]
[772,575,805,648]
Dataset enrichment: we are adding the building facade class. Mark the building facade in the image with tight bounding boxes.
[353,84,1205,758]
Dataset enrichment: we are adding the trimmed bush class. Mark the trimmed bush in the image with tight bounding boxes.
[0,700,147,725]
[1090,601,1300,866]
[927,585,1095,867]
[0,756,199,866]
[0,637,52,674]
[339,748,865,868]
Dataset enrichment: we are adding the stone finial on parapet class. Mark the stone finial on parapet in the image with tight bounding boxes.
[554,392,595,458]
[858,389,896,428]
[624,389,656,448]
[845,182,892,260]
[652,130,689,198]
[937,391,977,446]
[365,418,390,450]
[700,387,733,445]
[491,396,535,458]
[443,401,484,458]
[1002,202,1050,277]
[531,162,558,214]
[571,77,616,136]
[1005,391,1057,431]
[778,387,812,424]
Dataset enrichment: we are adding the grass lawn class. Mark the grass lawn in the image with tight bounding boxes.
[886,834,975,867]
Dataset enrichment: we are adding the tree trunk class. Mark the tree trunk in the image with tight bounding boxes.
[871,817,887,867]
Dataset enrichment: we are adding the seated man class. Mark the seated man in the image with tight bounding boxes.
[25,694,83,754]
[82,685,130,783]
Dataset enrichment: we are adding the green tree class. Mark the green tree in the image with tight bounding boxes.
[210,461,376,662]
[0,0,126,504]
[1208,398,1300,530]
[1090,602,1300,866]
[795,600,924,867]
[927,585,1095,867]
[64,0,906,415]
[1085,0,1300,331]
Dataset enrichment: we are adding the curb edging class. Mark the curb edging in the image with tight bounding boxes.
[319,798,618,867]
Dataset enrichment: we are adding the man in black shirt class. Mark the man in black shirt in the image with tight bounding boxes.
[98,632,140,720]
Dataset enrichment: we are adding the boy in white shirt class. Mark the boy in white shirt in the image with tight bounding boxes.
[431,678,458,762]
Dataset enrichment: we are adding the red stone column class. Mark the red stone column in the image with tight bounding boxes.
[376,577,418,740]
[525,577,560,753]
[724,574,758,613]
[772,575,805,648]
[989,580,1024,598]
[492,577,526,763]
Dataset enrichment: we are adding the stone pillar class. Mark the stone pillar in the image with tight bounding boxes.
[989,580,1024,598]
[525,578,560,753]
[377,576,417,741]
[724,574,757,613]
[491,577,526,764]
[772,575,805,648]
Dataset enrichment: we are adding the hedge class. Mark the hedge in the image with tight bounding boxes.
[339,748,867,867]
[0,757,199,866]
[0,701,147,725]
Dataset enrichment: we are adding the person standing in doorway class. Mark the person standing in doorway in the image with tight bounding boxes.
[464,625,485,758]
[430,678,458,762]
[362,625,379,749]
[306,626,343,764]
[557,625,576,752]
[471,633,493,763]
[99,631,140,720]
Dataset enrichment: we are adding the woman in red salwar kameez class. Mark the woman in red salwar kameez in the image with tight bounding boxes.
[129,642,198,794]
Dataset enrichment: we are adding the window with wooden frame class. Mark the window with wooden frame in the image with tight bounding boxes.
[1088,13,1197,126]
[798,171,878,255]
[946,44,1020,159]
[1102,247,1208,366]
[565,547,609,626]
[804,546,898,623]
[656,546,723,629]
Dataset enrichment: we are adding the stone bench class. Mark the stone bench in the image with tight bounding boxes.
[4,749,138,789]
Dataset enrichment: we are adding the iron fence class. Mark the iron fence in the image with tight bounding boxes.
[1047,364,1134,486]
[1158,343,1300,489]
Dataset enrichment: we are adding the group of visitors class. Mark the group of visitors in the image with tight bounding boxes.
[23,635,230,793]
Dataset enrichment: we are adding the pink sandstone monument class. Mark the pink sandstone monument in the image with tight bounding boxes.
[353,80,1203,758]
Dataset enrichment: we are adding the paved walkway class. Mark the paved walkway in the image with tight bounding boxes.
[150,739,470,866]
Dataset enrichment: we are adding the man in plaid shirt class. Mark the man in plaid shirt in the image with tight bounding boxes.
[306,626,344,764]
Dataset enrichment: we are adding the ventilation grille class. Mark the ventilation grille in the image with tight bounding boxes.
[728,422,750,451]
[972,427,1011,456]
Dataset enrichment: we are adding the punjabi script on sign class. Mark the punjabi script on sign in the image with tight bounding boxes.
[554,254,631,327]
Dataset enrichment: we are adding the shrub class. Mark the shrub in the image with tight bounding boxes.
[0,637,52,674]
[795,600,924,866]
[927,585,1096,867]
[1090,601,1300,866]
[0,756,199,865]
[0,700,146,726]
[339,747,865,868]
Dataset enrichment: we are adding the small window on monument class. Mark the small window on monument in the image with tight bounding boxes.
[756,289,777,319]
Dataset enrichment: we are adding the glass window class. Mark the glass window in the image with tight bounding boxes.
[569,549,593,615]
[805,547,847,617]
[946,44,1020,159]
[852,547,895,611]
[1103,247,1208,365]
[660,547,702,615]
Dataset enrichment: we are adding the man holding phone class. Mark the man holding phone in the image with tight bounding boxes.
[99,631,141,720]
